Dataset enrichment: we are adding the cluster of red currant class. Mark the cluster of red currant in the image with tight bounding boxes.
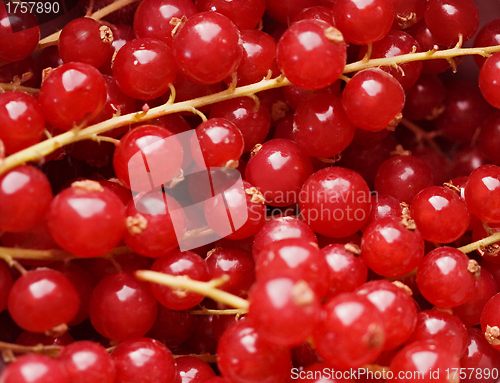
[1,0,500,381]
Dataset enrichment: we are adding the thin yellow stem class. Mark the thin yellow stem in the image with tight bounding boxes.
[0,245,131,261]
[189,308,247,315]
[0,76,290,176]
[0,341,61,357]
[0,83,39,94]
[135,270,250,310]
[458,232,500,254]
[343,44,500,74]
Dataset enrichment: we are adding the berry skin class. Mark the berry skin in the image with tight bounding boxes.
[0,91,45,154]
[416,247,477,308]
[465,164,500,223]
[277,20,347,90]
[299,167,372,238]
[8,269,80,333]
[47,181,126,257]
[0,354,69,383]
[172,12,242,84]
[39,63,107,131]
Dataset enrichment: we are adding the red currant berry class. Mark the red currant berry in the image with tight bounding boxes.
[277,20,346,90]
[175,356,216,382]
[191,118,244,168]
[0,91,45,154]
[416,247,477,307]
[342,69,405,132]
[321,243,368,298]
[293,93,355,157]
[255,238,329,299]
[133,0,197,47]
[204,180,266,240]
[374,155,434,204]
[361,217,425,277]
[124,190,186,257]
[111,338,176,383]
[150,251,210,311]
[196,0,265,30]
[390,341,460,382]
[113,38,177,100]
[252,216,317,262]
[58,341,116,383]
[209,97,271,153]
[333,0,394,45]
[465,164,500,223]
[356,280,417,351]
[249,276,321,346]
[313,293,385,368]
[411,186,470,244]
[47,181,126,257]
[173,12,242,84]
[245,139,313,206]
[8,269,79,333]
[0,354,69,383]
[39,63,107,131]
[299,167,372,238]
[424,0,479,45]
[58,18,113,68]
[0,165,53,233]
[89,272,158,341]
[216,319,292,383]
[474,19,500,68]
[0,3,40,62]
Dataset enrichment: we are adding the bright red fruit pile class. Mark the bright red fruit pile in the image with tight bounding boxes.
[1,0,500,382]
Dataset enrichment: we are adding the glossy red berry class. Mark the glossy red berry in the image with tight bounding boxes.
[47,181,126,257]
[362,217,425,277]
[411,186,470,244]
[0,3,40,62]
[0,91,45,154]
[204,180,266,240]
[196,0,265,30]
[277,20,346,90]
[299,167,372,238]
[113,38,177,100]
[356,280,417,351]
[424,0,479,45]
[150,251,210,310]
[173,12,242,84]
[342,69,405,132]
[406,309,468,358]
[89,272,158,341]
[58,18,113,68]
[0,165,53,233]
[216,319,292,383]
[58,341,116,383]
[374,155,434,204]
[111,338,176,383]
[416,247,477,307]
[332,0,394,45]
[480,292,500,351]
[293,94,355,158]
[0,354,69,383]
[249,276,321,346]
[474,19,500,68]
[191,118,244,168]
[245,139,313,206]
[313,293,385,368]
[390,341,460,382]
[465,165,500,223]
[133,0,197,47]
[8,269,79,333]
[175,356,216,383]
[124,191,186,257]
[255,238,329,299]
[236,30,277,86]
[321,244,368,298]
[209,97,271,153]
[252,216,317,262]
[39,62,107,131]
